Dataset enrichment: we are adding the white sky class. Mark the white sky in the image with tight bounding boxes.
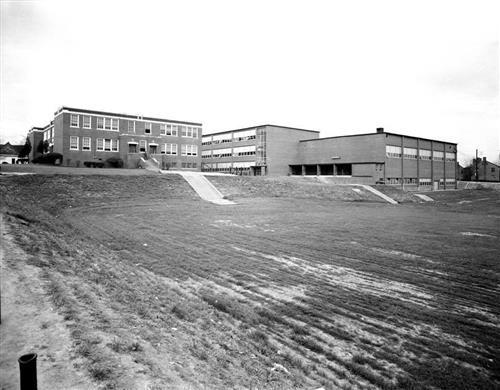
[1,0,498,164]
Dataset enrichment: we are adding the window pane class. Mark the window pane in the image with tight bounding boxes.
[70,114,79,127]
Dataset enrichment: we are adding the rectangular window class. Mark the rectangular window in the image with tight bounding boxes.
[433,151,444,161]
[70,114,79,128]
[193,128,198,138]
[386,145,402,158]
[111,118,119,131]
[233,145,256,157]
[97,117,104,130]
[171,125,178,136]
[160,124,166,135]
[419,149,431,160]
[445,152,455,162]
[139,140,146,152]
[145,122,152,134]
[83,116,91,129]
[181,126,187,137]
[70,136,79,150]
[403,147,417,159]
[163,143,177,155]
[104,118,111,130]
[82,137,91,151]
[212,148,232,158]
[128,121,135,133]
[181,144,198,156]
[95,138,117,151]
[128,143,137,153]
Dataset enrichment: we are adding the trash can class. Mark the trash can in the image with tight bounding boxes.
[18,353,37,390]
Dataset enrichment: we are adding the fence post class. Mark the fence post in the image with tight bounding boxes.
[18,353,37,390]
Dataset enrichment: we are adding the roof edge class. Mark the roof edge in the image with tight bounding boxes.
[55,106,202,126]
[299,131,457,145]
[204,124,320,136]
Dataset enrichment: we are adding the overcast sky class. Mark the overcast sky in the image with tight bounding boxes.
[1,0,498,164]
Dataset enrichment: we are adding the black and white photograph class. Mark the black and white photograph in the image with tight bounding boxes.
[0,0,499,389]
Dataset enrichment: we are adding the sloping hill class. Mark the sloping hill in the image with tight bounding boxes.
[206,175,384,202]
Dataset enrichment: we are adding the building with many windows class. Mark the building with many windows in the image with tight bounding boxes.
[201,125,320,176]
[28,107,202,170]
[202,126,458,189]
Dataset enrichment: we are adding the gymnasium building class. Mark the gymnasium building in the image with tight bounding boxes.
[201,126,458,189]
[28,107,202,170]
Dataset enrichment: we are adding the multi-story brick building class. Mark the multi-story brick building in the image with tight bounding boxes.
[291,128,457,189]
[201,125,319,176]
[30,107,202,170]
[202,126,458,189]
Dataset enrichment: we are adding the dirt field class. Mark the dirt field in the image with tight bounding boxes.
[1,174,499,389]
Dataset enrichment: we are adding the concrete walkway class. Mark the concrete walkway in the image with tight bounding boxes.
[357,185,398,205]
[162,171,235,205]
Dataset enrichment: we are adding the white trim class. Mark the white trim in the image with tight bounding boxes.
[148,142,159,146]
[69,136,79,150]
[70,114,79,128]
[82,136,91,151]
[127,141,138,145]
[82,115,91,129]
[55,109,202,128]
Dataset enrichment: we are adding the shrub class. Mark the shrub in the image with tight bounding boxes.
[32,152,63,165]
[106,157,124,168]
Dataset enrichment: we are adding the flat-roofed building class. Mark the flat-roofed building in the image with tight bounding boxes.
[291,128,457,189]
[201,125,319,176]
[29,107,202,170]
[203,125,457,189]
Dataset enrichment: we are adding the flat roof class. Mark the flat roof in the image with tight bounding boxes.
[299,131,457,145]
[55,106,202,126]
[203,124,320,137]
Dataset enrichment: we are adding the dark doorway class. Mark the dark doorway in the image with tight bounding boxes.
[319,164,334,175]
[289,165,302,175]
[335,164,352,176]
[304,165,317,175]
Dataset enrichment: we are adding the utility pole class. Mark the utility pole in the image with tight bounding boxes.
[475,149,479,181]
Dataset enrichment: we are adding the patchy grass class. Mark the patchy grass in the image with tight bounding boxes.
[1,174,499,389]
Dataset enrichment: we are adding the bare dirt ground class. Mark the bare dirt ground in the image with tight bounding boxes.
[1,174,499,389]
[0,218,94,390]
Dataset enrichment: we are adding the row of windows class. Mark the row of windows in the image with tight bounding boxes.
[69,136,197,156]
[70,114,200,138]
[202,130,256,145]
[386,177,456,185]
[202,150,256,158]
[386,146,455,161]
[70,136,119,152]
[202,135,256,145]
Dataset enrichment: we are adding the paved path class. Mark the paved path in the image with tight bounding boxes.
[163,171,235,205]
[358,185,398,204]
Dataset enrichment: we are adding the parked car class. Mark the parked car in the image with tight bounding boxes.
[32,153,63,165]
